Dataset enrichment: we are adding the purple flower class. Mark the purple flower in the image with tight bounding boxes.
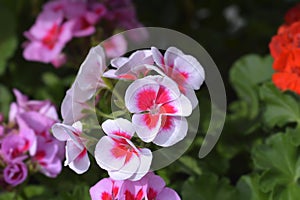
[23,10,74,65]
[3,162,28,186]
[33,136,63,178]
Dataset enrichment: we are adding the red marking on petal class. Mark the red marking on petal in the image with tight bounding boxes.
[147,188,158,200]
[143,114,160,129]
[155,86,171,104]
[112,131,131,140]
[160,103,177,114]
[101,192,112,200]
[111,141,137,163]
[42,23,62,50]
[125,190,135,200]
[35,151,46,161]
[20,140,30,152]
[119,74,137,80]
[136,89,156,110]
[112,186,119,198]
[161,116,173,131]
[78,148,87,159]
[136,189,144,200]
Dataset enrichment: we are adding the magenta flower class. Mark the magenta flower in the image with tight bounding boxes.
[9,89,58,135]
[102,34,127,58]
[151,46,205,108]
[33,136,63,178]
[89,178,123,200]
[1,133,29,162]
[23,10,73,65]
[52,121,90,174]
[103,49,155,80]
[125,75,192,147]
[95,118,152,181]
[3,162,28,186]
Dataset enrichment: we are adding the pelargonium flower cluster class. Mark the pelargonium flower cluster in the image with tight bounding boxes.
[52,44,205,199]
[23,0,141,67]
[0,90,64,188]
[269,3,300,94]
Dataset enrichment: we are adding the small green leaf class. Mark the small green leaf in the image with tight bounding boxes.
[259,83,300,128]
[236,175,269,200]
[230,54,273,119]
[178,156,202,176]
[0,84,12,117]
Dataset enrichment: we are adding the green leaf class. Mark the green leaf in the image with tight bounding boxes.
[259,83,300,128]
[178,156,202,176]
[0,4,17,75]
[0,84,12,117]
[182,173,237,200]
[230,54,273,119]
[252,133,300,195]
[236,175,269,200]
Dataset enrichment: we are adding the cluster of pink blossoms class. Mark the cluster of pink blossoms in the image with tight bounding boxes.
[52,44,205,199]
[0,90,64,188]
[23,0,141,67]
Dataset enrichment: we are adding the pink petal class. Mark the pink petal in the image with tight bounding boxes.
[95,136,126,171]
[146,173,166,199]
[103,34,127,58]
[90,178,114,200]
[102,118,135,139]
[153,116,188,147]
[125,77,159,113]
[173,55,205,90]
[157,188,181,200]
[129,148,152,181]
[160,95,192,116]
[132,113,162,143]
[153,76,181,103]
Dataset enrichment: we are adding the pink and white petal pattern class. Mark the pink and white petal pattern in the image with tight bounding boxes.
[153,116,188,147]
[129,148,152,181]
[90,178,123,200]
[101,118,135,139]
[159,95,192,117]
[132,113,162,142]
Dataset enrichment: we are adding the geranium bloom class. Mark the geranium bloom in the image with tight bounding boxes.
[102,34,128,58]
[23,10,73,66]
[33,136,63,178]
[103,49,155,80]
[3,162,28,186]
[52,121,90,174]
[125,75,192,147]
[151,47,205,108]
[89,178,123,200]
[95,118,152,181]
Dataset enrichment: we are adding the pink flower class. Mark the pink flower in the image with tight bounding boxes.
[125,75,192,147]
[102,34,127,58]
[3,162,28,186]
[103,49,155,80]
[52,121,90,174]
[151,47,205,108]
[51,53,67,68]
[32,136,63,178]
[95,118,152,181]
[23,10,73,65]
[9,89,58,135]
[89,178,123,200]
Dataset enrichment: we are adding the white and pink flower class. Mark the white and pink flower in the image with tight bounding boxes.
[102,34,127,58]
[52,121,90,174]
[95,118,152,181]
[89,178,123,200]
[151,46,205,108]
[125,75,192,147]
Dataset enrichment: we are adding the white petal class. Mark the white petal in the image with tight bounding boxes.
[101,118,135,139]
[65,140,84,166]
[161,95,192,117]
[132,114,162,143]
[151,47,164,67]
[95,136,126,171]
[108,153,139,180]
[183,87,199,109]
[102,69,119,79]
[153,116,188,147]
[111,57,129,68]
[51,123,70,141]
[69,149,90,174]
[129,148,152,181]
[165,46,184,67]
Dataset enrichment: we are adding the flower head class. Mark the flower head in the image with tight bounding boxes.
[3,162,28,187]
[95,118,152,181]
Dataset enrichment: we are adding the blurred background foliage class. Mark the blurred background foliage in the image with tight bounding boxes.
[1,0,300,199]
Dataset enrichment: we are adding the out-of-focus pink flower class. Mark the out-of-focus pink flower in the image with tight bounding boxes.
[151,47,205,108]
[51,53,67,68]
[33,136,63,178]
[3,162,28,186]
[52,121,90,174]
[89,178,123,200]
[125,75,192,147]
[23,10,73,65]
[103,49,155,80]
[0,125,3,136]
[95,118,152,181]
[9,89,58,135]
[102,34,127,58]
[1,133,29,162]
